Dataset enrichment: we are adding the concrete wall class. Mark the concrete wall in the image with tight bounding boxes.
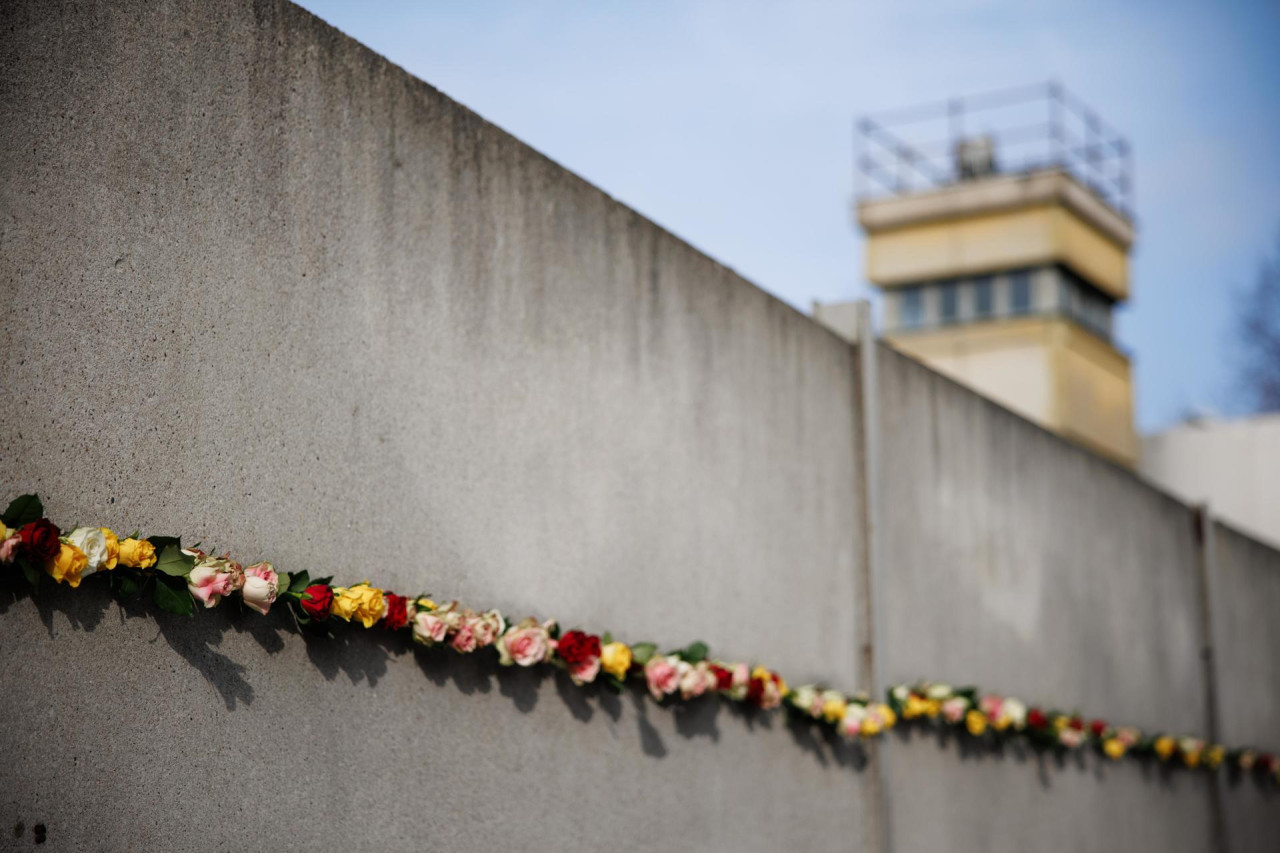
[2,1,1278,852]
[875,345,1218,852]
[0,1,869,850]
[1211,522,1280,852]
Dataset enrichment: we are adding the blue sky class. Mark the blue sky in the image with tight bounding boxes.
[297,0,1280,431]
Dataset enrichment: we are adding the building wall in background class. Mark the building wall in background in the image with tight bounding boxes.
[1141,415,1280,550]
[0,1,1276,851]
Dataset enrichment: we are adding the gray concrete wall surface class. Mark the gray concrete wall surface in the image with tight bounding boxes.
[0,0,871,850]
[874,345,1222,852]
[3,1,1279,852]
[1211,522,1280,852]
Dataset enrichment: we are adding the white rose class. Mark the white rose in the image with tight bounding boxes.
[790,685,820,717]
[241,562,280,616]
[1002,698,1027,728]
[68,527,109,575]
[925,683,952,700]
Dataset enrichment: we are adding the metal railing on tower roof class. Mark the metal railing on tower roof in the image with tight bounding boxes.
[855,81,1134,222]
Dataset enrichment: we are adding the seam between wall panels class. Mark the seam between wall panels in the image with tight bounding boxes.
[854,306,891,853]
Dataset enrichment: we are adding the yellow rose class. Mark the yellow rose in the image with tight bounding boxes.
[118,538,157,568]
[48,542,89,588]
[600,641,633,680]
[862,715,883,737]
[965,709,988,737]
[903,695,929,720]
[880,705,897,730]
[101,528,119,570]
[1204,745,1225,769]
[0,522,9,539]
[1052,715,1070,732]
[330,582,386,628]
[821,693,848,724]
[1154,736,1176,761]
[923,699,941,719]
[416,597,437,612]
[1103,738,1126,760]
[992,714,1011,732]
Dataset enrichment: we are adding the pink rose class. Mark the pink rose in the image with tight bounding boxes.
[942,696,968,724]
[839,704,866,739]
[450,623,477,653]
[241,562,279,616]
[644,655,682,701]
[1059,727,1084,749]
[569,656,601,685]
[412,611,448,646]
[467,609,505,649]
[0,535,19,563]
[186,555,244,608]
[979,695,1003,719]
[433,601,465,633]
[497,619,553,667]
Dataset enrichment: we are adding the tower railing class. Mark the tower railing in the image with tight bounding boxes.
[855,81,1133,222]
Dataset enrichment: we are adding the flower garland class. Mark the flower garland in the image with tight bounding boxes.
[2,493,1277,787]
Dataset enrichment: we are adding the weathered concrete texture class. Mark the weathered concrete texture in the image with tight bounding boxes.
[875,345,1217,851]
[1211,523,1280,852]
[0,586,869,851]
[0,0,867,849]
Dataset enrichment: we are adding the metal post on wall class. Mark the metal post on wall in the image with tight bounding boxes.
[854,301,892,853]
[1192,504,1227,853]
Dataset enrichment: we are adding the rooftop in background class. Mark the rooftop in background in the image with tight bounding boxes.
[856,81,1134,223]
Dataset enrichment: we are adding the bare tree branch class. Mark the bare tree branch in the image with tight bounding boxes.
[1233,230,1280,413]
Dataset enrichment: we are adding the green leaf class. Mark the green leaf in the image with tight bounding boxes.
[288,571,311,595]
[155,545,195,577]
[630,642,657,666]
[153,576,195,616]
[111,572,143,600]
[20,560,41,589]
[601,632,613,646]
[603,674,625,694]
[681,641,709,664]
[2,494,43,528]
[147,535,181,554]
[277,572,291,597]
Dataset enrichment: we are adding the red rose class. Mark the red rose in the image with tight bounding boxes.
[382,593,411,631]
[1089,719,1107,738]
[1259,754,1277,773]
[1027,708,1049,730]
[300,584,333,620]
[711,664,733,691]
[556,630,601,666]
[18,519,61,563]
[1069,716,1084,731]
[746,674,765,706]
